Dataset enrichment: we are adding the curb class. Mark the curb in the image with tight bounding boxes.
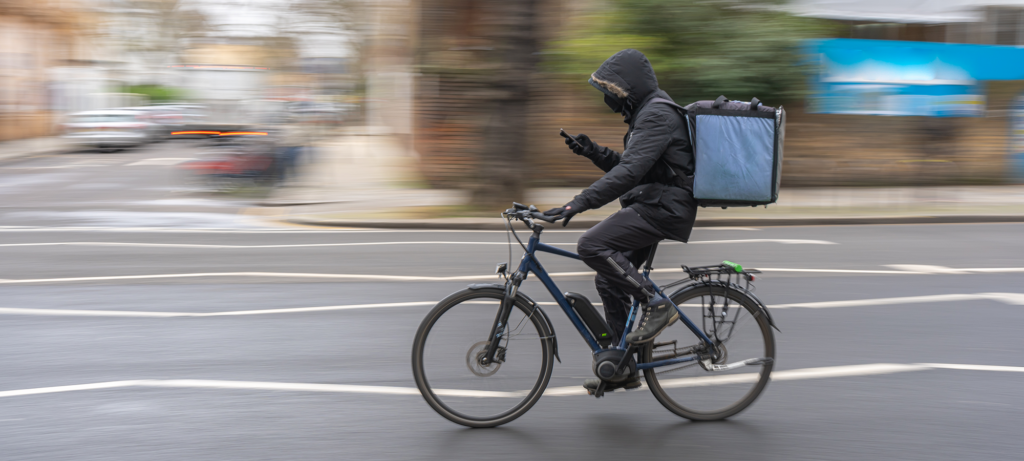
[0,142,72,165]
[285,214,1024,230]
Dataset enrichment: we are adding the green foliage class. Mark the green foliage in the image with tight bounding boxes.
[544,0,836,104]
[123,85,182,103]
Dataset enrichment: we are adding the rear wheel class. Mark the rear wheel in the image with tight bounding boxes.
[642,284,775,421]
[412,287,554,427]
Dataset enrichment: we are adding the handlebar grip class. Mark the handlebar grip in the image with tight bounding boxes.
[531,212,558,223]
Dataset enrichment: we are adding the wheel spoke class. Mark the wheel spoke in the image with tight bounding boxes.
[643,285,775,421]
[412,289,553,427]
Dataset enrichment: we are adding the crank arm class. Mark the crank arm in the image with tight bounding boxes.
[706,357,773,372]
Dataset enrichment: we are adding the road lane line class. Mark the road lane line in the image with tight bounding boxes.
[770,294,985,309]
[0,239,832,249]
[770,363,932,380]
[918,364,1024,373]
[758,268,924,275]
[0,267,934,284]
[0,272,507,284]
[681,239,835,245]
[543,363,935,396]
[0,381,144,398]
[0,227,758,234]
[1,363,1019,400]
[0,227,573,234]
[1,292,1022,318]
[0,307,184,318]
[886,265,1024,274]
[194,301,440,317]
[0,266,948,285]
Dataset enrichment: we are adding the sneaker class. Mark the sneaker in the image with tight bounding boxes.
[582,374,643,392]
[624,296,679,344]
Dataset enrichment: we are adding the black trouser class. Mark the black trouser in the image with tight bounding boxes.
[577,208,667,344]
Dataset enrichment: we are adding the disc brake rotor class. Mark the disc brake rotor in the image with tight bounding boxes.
[466,341,503,377]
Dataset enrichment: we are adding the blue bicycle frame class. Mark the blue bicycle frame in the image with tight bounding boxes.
[512,227,716,371]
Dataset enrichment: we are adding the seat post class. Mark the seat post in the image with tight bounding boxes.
[643,242,659,273]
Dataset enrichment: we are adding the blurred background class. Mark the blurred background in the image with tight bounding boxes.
[5,0,1024,210]
[5,2,1024,457]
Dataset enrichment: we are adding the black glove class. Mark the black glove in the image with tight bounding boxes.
[564,133,595,158]
[543,200,587,227]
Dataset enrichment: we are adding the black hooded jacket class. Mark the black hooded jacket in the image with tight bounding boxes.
[573,49,698,242]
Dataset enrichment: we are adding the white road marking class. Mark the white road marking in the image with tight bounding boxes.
[0,264,1015,286]
[0,241,524,249]
[758,268,924,275]
[680,239,834,245]
[0,272,532,285]
[770,293,1012,309]
[0,381,145,398]
[887,264,1024,274]
[545,363,933,396]
[0,301,441,318]
[0,239,833,250]
[126,158,191,166]
[0,226,758,234]
[2,363,1021,400]
[0,227,571,234]
[1,292,1022,318]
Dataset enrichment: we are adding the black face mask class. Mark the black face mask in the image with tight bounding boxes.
[604,94,625,113]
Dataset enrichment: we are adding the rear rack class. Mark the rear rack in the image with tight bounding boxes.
[659,261,760,292]
[683,261,761,281]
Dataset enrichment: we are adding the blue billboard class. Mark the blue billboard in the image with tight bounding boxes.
[805,39,1024,117]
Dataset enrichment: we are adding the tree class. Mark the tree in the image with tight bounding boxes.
[545,0,836,104]
[416,0,539,208]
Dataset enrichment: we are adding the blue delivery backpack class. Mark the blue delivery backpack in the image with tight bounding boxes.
[652,95,786,208]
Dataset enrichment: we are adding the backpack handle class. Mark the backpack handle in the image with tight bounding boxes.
[750,97,761,110]
[712,95,729,109]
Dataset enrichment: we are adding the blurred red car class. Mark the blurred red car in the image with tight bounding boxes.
[178,131,278,192]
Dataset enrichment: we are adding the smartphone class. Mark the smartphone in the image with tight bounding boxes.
[559,129,579,144]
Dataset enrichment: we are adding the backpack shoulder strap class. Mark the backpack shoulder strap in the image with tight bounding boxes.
[646,97,693,188]
[649,97,685,111]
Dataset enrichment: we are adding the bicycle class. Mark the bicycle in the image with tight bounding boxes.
[412,203,778,427]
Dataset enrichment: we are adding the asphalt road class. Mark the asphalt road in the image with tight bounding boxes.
[1,143,1023,460]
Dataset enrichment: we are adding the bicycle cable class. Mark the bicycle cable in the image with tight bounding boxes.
[504,213,530,255]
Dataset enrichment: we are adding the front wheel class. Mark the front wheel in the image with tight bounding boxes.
[642,284,775,421]
[412,287,554,427]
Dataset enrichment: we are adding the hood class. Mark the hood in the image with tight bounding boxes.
[589,49,659,113]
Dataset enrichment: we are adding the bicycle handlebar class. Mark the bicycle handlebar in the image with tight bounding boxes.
[503,204,561,224]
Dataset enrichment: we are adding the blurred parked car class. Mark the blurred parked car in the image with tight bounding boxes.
[178,132,278,192]
[120,106,179,140]
[156,104,211,137]
[61,110,153,150]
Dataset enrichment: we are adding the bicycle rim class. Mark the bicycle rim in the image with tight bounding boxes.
[643,284,775,421]
[412,288,553,427]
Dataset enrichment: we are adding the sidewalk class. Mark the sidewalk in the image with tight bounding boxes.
[257,132,1024,229]
[0,137,71,163]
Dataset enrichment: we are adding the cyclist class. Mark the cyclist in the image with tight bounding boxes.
[543,49,697,391]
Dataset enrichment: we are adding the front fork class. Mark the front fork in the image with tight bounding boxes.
[481,271,525,365]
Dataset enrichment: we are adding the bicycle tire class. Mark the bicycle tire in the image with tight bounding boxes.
[412,287,554,428]
[642,283,775,421]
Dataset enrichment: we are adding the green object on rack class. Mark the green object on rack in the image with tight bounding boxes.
[722,261,743,273]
